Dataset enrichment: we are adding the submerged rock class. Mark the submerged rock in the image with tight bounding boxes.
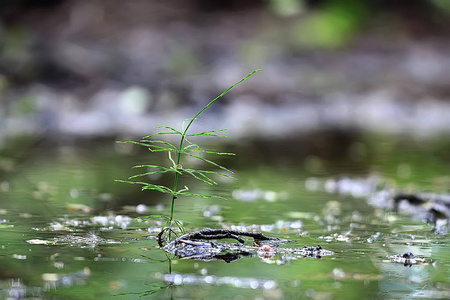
[387,252,428,267]
[162,228,333,262]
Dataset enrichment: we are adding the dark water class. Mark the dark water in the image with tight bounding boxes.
[0,132,449,299]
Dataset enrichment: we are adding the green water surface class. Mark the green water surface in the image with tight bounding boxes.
[0,132,449,299]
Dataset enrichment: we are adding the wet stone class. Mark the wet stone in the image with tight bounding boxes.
[162,228,334,262]
[387,252,428,267]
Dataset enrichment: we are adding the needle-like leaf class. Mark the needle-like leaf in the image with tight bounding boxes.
[183,169,218,185]
[186,153,234,174]
[186,128,229,137]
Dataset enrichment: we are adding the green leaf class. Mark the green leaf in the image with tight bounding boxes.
[115,179,146,185]
[117,140,154,147]
[172,185,222,199]
[128,170,173,180]
[186,154,234,174]
[181,144,235,156]
[131,164,169,170]
[177,185,190,194]
[117,140,176,152]
[182,118,194,132]
[206,170,235,180]
[181,143,202,156]
[140,139,177,150]
[186,169,236,185]
[141,184,174,194]
[186,128,229,137]
[155,125,182,135]
[167,151,178,168]
[193,149,235,156]
[183,169,218,185]
[182,143,200,151]
[128,165,182,178]
[142,126,182,138]
[202,150,235,156]
[174,219,185,234]
[148,147,174,153]
[116,180,174,194]
[143,132,178,137]
[137,215,170,222]
[177,191,224,199]
[161,219,170,230]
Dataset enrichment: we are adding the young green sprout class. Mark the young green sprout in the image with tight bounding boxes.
[117,69,261,242]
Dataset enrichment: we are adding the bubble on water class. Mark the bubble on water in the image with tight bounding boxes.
[231,277,242,288]
[70,189,79,198]
[92,216,109,226]
[324,179,337,193]
[0,181,10,192]
[173,274,183,285]
[290,220,302,229]
[204,276,214,284]
[203,205,221,218]
[260,224,274,232]
[263,191,277,202]
[263,280,276,290]
[250,280,259,289]
[232,189,259,201]
[163,273,277,290]
[332,268,346,279]
[232,188,285,202]
[136,204,147,214]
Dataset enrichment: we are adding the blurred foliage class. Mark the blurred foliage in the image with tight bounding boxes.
[264,0,450,49]
[266,0,305,16]
[0,0,449,88]
[432,0,450,15]
[291,0,367,49]
[1,26,31,62]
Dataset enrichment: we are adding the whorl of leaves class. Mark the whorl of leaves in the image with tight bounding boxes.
[116,126,235,193]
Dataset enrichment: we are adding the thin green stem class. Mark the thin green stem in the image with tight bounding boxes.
[183,69,261,137]
[170,163,179,220]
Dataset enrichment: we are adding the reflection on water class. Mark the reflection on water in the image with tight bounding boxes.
[163,272,278,291]
[1,268,91,299]
[0,133,449,299]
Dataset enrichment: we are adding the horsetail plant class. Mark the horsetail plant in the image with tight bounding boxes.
[117,69,261,242]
